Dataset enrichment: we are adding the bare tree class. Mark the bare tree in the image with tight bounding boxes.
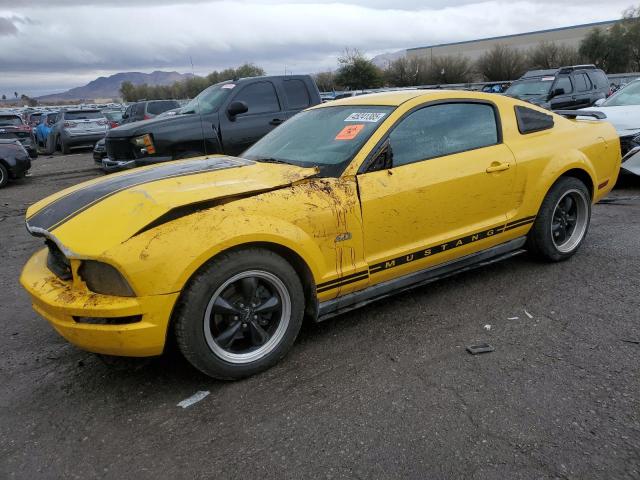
[528,41,583,69]
[623,6,640,71]
[334,48,383,90]
[476,44,528,81]
[313,71,339,91]
[424,55,473,84]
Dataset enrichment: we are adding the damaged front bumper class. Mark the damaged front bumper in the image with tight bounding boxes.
[20,248,179,357]
[621,146,640,176]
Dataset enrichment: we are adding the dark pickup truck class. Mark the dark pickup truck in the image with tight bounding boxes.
[104,75,321,171]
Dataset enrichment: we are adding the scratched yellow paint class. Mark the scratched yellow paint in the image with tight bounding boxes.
[20,90,621,356]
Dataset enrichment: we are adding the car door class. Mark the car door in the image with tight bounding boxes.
[356,101,517,283]
[549,75,574,110]
[219,80,283,156]
[573,72,594,108]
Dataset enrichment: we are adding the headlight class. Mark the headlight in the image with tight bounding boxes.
[132,133,156,154]
[78,261,135,297]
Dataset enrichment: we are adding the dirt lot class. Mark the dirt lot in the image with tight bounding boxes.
[1,152,639,479]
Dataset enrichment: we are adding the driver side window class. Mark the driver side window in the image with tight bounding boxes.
[555,76,573,94]
[389,103,500,167]
[233,82,281,116]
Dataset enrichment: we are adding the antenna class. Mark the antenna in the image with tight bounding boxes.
[190,55,208,157]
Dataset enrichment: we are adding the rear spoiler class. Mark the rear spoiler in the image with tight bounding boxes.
[555,110,607,120]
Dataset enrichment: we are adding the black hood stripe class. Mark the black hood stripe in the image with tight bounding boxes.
[26,156,253,233]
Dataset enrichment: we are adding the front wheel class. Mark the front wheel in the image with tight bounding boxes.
[527,177,591,262]
[174,248,305,380]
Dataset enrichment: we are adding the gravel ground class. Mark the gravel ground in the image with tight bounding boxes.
[1,152,639,480]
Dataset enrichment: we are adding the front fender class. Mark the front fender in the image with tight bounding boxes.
[105,210,329,297]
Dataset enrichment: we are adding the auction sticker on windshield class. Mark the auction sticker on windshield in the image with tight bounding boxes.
[222,84,236,89]
[345,112,387,123]
[335,124,365,140]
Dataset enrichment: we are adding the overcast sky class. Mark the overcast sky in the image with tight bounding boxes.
[0,0,632,96]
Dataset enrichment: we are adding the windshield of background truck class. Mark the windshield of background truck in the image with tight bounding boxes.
[179,83,233,115]
[506,79,553,96]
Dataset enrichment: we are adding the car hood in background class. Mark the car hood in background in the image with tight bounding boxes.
[107,112,198,138]
[578,105,640,137]
[25,155,318,258]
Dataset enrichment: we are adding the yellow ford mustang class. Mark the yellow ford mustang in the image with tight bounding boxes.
[20,90,620,379]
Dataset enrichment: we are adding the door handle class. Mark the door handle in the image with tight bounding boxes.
[269,118,284,126]
[486,162,510,173]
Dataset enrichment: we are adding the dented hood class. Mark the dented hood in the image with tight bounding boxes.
[25,155,317,258]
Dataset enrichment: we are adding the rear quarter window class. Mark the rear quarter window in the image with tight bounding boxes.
[515,106,554,134]
[588,71,609,89]
[283,79,311,109]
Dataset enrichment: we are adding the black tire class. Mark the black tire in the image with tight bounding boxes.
[44,134,55,155]
[527,177,591,262]
[0,163,8,188]
[61,138,71,155]
[174,248,305,380]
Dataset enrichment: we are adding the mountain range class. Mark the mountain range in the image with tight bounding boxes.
[37,71,194,102]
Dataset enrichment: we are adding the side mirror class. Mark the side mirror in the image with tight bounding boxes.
[227,101,248,119]
[550,88,565,98]
[594,98,605,107]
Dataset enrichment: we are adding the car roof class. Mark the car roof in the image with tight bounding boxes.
[521,69,559,79]
[312,89,500,107]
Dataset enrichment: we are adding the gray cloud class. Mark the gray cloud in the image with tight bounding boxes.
[0,0,629,96]
[0,17,18,35]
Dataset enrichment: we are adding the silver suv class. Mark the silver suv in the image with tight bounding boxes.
[50,109,108,154]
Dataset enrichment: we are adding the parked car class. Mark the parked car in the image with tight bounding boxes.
[35,112,58,150]
[579,78,640,176]
[50,109,108,154]
[102,110,124,129]
[26,112,43,132]
[103,75,321,171]
[21,90,620,379]
[505,65,609,110]
[0,113,37,158]
[121,100,181,124]
[0,139,31,188]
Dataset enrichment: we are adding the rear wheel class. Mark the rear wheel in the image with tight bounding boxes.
[60,138,71,155]
[0,163,8,188]
[44,134,55,155]
[527,177,591,261]
[174,248,305,380]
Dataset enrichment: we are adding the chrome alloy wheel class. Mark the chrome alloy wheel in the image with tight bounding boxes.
[203,270,291,364]
[550,189,589,253]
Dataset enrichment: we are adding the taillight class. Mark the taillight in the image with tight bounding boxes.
[109,121,118,129]
[64,121,77,128]
[143,114,151,120]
